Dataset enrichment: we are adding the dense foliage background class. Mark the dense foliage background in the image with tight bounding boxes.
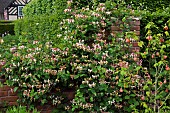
[0,0,170,112]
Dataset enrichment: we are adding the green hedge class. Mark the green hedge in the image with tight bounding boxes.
[15,0,68,47]
[23,0,67,16]
[0,21,14,35]
[14,14,65,46]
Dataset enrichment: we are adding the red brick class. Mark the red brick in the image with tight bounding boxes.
[40,110,52,113]
[41,111,48,113]
[129,47,140,53]
[132,42,139,47]
[1,96,18,102]
[36,105,44,110]
[111,26,122,31]
[46,110,52,113]
[36,105,52,111]
[129,20,140,26]
[134,31,140,36]
[135,21,140,26]
[63,90,75,100]
[0,79,5,83]
[0,85,13,91]
[130,26,140,31]
[8,90,17,96]
[8,102,18,106]
[113,20,123,26]
[111,31,123,37]
[0,91,8,97]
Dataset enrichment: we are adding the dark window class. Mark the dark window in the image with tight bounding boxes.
[18,6,24,16]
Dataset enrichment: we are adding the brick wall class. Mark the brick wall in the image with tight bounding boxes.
[0,18,140,113]
[0,76,18,107]
[111,18,140,54]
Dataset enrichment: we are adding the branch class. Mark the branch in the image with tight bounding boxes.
[158,93,170,110]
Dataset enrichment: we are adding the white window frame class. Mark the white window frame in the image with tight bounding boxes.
[18,6,24,16]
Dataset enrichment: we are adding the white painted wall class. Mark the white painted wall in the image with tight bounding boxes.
[9,15,17,20]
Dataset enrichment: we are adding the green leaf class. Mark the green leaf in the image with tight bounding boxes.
[89,89,96,96]
[146,91,150,96]
[138,41,144,47]
[155,95,161,99]
[41,99,47,105]
[142,102,148,108]
[14,87,18,92]
[37,74,41,78]
[120,70,126,75]
[90,97,93,102]
[125,95,130,99]
[122,17,126,22]
[74,75,80,79]
[115,97,122,102]
[118,82,123,87]
[80,84,86,88]
[147,80,152,85]
[130,94,136,97]
[135,66,141,71]
[143,85,149,90]
[165,31,169,36]
[134,101,139,106]
[161,45,166,49]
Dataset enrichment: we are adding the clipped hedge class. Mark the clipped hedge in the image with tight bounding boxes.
[23,0,67,16]
[14,15,66,48]
[15,0,68,47]
[0,21,15,35]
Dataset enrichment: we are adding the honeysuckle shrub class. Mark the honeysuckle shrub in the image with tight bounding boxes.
[1,1,142,112]
[0,36,79,106]
[53,1,170,112]
[0,0,170,113]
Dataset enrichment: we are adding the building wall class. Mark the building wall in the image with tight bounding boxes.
[9,15,17,20]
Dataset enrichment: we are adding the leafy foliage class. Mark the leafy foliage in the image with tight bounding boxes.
[5,105,40,113]
[125,0,170,11]
[0,0,170,112]
[23,0,67,16]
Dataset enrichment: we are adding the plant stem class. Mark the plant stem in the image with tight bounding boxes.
[154,60,158,112]
[158,93,170,111]
[156,65,164,92]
